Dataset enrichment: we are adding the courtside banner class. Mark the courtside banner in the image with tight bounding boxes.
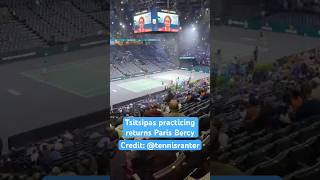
[122,117,199,138]
[43,176,109,180]
[211,176,282,180]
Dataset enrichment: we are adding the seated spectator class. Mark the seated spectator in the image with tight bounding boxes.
[89,132,102,139]
[286,88,320,121]
[53,139,63,151]
[239,106,247,120]
[30,149,39,164]
[185,92,197,103]
[198,89,209,101]
[39,142,50,152]
[96,137,112,150]
[143,107,163,117]
[63,139,74,148]
[165,90,175,103]
[38,145,52,171]
[311,81,320,100]
[277,102,292,125]
[63,131,74,140]
[244,96,261,131]
[81,155,98,175]
[256,103,276,129]
[210,160,243,175]
[164,99,184,117]
[115,124,123,139]
[61,162,76,175]
[212,119,229,150]
[49,149,62,162]
[292,85,320,120]
[51,166,61,176]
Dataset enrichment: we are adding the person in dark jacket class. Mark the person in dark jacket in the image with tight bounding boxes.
[286,87,320,121]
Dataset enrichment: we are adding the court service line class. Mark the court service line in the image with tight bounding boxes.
[21,72,89,98]
[7,89,23,96]
[240,37,257,41]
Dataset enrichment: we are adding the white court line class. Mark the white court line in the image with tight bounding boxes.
[29,57,105,74]
[21,72,88,98]
[260,48,270,52]
[240,37,257,41]
[7,89,23,96]
[20,59,107,98]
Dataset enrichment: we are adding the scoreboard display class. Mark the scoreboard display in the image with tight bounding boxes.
[133,9,180,34]
[133,12,152,33]
[157,11,180,32]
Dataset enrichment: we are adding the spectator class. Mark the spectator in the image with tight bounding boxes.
[63,131,74,140]
[212,119,229,150]
[51,166,61,176]
[185,92,197,103]
[165,90,175,103]
[294,88,320,120]
[164,99,185,117]
[143,108,163,117]
[310,80,320,100]
[49,149,62,162]
[96,137,112,150]
[199,89,208,100]
[38,145,51,170]
[244,95,261,130]
[53,139,63,151]
[30,149,39,164]
[63,139,74,148]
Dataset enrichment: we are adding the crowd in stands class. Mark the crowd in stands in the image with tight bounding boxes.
[110,77,211,179]
[0,6,46,54]
[111,78,210,118]
[180,44,210,66]
[0,0,109,55]
[265,0,320,13]
[179,18,210,67]
[224,0,320,31]
[111,44,178,80]
[262,0,320,28]
[263,12,320,28]
[0,75,211,179]
[211,47,320,179]
[110,31,210,80]
[0,123,115,179]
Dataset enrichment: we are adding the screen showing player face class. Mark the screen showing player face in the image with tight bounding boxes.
[157,12,180,32]
[134,12,152,33]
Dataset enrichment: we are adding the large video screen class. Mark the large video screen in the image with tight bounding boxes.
[134,12,152,33]
[157,12,180,32]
